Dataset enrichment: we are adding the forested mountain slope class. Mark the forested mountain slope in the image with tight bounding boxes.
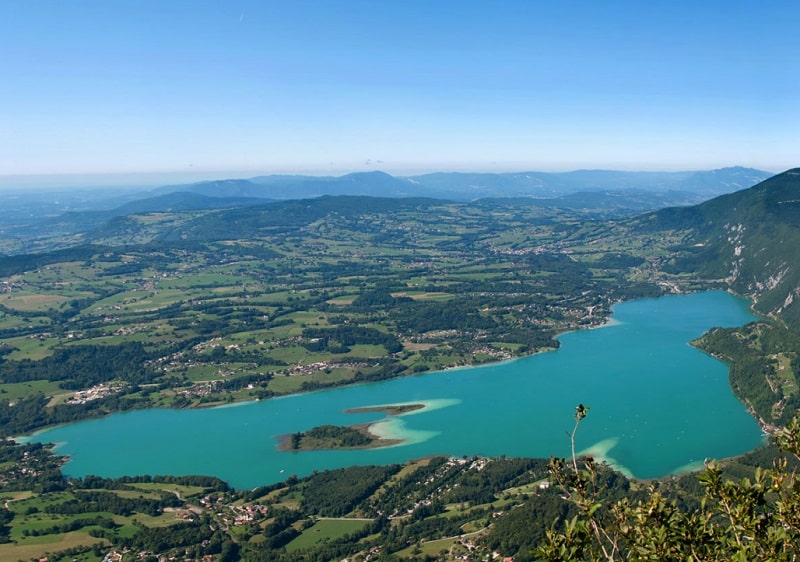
[637,168,800,325]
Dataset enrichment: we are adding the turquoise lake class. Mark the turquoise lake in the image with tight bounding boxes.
[30,291,765,488]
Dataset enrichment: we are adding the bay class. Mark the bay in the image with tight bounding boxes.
[30,291,764,488]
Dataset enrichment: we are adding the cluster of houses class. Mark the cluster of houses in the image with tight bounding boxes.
[68,383,121,404]
[0,279,25,293]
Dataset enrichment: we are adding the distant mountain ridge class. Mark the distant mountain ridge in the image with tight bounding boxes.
[92,169,800,329]
[152,167,771,201]
[409,167,770,199]
[0,166,776,257]
[153,171,430,200]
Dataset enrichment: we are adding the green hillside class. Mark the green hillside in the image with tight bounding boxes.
[152,196,450,242]
[637,168,800,325]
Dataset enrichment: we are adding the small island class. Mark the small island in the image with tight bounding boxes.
[344,403,425,416]
[278,402,426,451]
[278,424,403,451]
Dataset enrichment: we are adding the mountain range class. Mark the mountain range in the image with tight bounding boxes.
[0,167,773,249]
[154,166,770,201]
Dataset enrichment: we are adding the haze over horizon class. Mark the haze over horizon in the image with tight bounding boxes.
[1,1,798,186]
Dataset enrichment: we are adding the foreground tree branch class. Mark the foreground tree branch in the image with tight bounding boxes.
[539,406,800,561]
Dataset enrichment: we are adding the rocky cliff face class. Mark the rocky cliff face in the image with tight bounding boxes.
[709,170,800,324]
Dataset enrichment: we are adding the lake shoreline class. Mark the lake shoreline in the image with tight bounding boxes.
[10,296,625,442]
[26,291,766,488]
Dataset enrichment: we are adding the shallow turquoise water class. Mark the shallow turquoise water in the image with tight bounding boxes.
[31,291,764,488]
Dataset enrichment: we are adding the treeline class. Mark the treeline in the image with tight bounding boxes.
[45,490,182,517]
[483,489,574,559]
[483,465,636,561]
[592,252,646,269]
[351,287,413,309]
[363,456,548,520]
[364,456,453,517]
[71,473,229,493]
[204,346,286,367]
[377,510,469,553]
[262,507,303,549]
[301,326,403,354]
[21,515,118,537]
[0,244,106,277]
[0,507,12,543]
[213,372,275,393]
[392,301,497,333]
[439,457,548,505]
[119,520,239,561]
[0,342,156,388]
[492,327,558,352]
[300,464,401,517]
[0,439,65,493]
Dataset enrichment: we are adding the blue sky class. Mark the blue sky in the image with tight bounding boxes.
[1,0,798,184]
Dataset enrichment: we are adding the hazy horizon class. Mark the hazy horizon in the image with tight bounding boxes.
[0,164,781,192]
[2,1,798,180]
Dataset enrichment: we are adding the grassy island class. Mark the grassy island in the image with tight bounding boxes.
[344,403,425,416]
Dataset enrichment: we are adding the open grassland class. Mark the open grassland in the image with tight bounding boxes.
[394,535,464,558]
[128,482,208,498]
[2,334,61,360]
[0,531,107,561]
[1,379,64,401]
[2,293,71,311]
[286,518,372,551]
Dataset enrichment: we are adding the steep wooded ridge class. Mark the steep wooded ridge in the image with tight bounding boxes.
[638,168,800,325]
